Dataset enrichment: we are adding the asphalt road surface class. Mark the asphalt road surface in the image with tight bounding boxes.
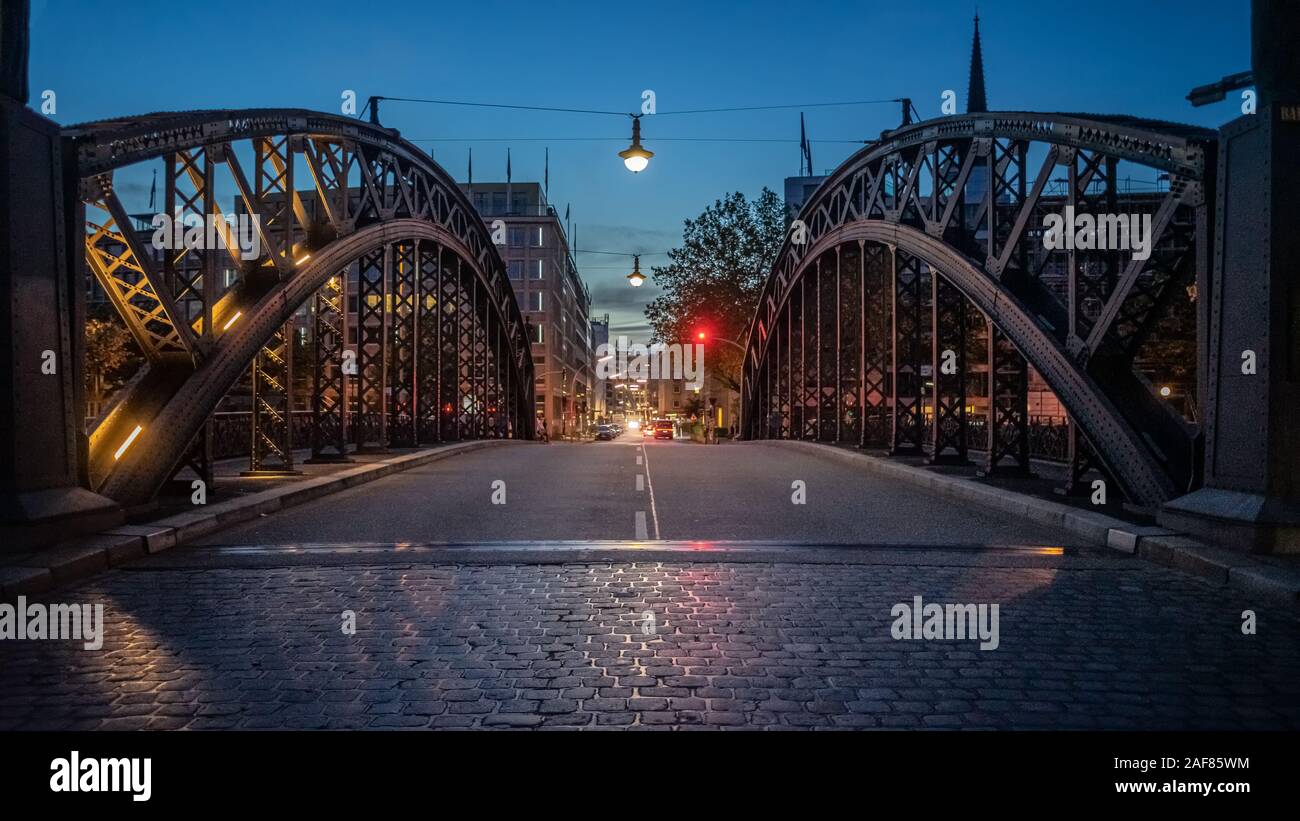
[192,434,1079,547]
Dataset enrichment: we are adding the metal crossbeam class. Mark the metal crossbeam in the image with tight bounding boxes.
[984,325,1032,476]
[388,241,418,447]
[354,246,388,451]
[84,176,195,359]
[308,272,349,462]
[247,319,296,474]
[928,274,970,463]
[890,251,927,454]
[416,243,442,444]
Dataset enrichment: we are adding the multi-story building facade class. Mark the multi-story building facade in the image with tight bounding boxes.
[700,371,741,435]
[649,376,691,418]
[590,314,610,423]
[462,182,594,436]
[783,175,828,222]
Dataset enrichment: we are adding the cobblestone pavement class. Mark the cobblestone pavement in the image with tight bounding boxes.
[2,554,1297,730]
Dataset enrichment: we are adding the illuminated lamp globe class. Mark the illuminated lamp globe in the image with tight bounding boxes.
[618,117,654,173]
[626,255,646,287]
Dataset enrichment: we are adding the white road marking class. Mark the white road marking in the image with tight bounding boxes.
[639,445,662,539]
[636,474,645,491]
[635,511,648,540]
[636,454,643,465]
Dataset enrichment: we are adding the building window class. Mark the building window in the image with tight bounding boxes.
[473,192,487,213]
[508,227,525,248]
[532,323,544,344]
[507,259,524,279]
[491,192,506,214]
[533,226,545,247]
[532,259,545,279]
[530,291,544,312]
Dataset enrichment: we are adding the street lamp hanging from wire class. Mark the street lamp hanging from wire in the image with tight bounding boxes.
[618,116,653,173]
[626,254,646,287]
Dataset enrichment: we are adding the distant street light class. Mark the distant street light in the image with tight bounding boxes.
[626,255,646,287]
[618,116,653,173]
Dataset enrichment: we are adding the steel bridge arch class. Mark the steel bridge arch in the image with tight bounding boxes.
[742,111,1217,509]
[754,222,1175,504]
[69,109,535,507]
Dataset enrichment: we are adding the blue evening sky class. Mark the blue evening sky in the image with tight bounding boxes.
[30,0,1250,337]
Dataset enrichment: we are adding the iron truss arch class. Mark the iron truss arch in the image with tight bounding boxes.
[742,111,1217,509]
[70,109,535,507]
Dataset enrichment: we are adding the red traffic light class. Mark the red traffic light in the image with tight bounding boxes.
[696,331,707,341]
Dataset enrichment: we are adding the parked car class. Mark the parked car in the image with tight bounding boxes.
[653,419,674,440]
[595,425,615,441]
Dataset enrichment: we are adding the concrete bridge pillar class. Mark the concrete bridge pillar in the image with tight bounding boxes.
[1160,0,1300,552]
[0,0,121,549]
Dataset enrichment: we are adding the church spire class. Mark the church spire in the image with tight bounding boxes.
[967,12,987,113]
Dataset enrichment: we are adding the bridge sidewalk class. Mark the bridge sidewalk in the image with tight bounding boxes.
[757,440,1300,608]
[0,439,529,601]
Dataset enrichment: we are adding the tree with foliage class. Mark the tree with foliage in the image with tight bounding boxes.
[682,394,705,420]
[84,316,136,417]
[1135,283,1199,421]
[644,188,786,393]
